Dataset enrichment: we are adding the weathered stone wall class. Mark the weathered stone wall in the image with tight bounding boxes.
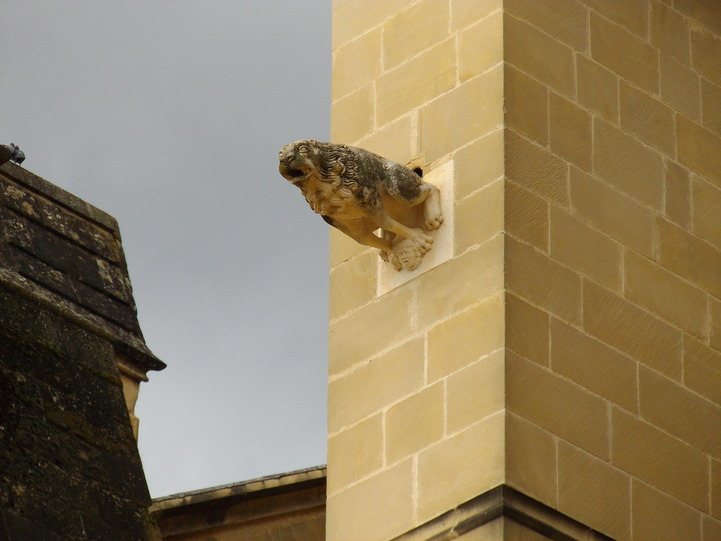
[0,162,162,539]
[329,1,721,539]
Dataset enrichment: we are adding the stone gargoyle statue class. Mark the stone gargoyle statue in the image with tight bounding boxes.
[278,140,443,271]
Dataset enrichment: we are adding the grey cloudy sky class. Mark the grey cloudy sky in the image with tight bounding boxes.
[0,1,331,497]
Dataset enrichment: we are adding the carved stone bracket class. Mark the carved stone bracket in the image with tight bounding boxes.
[279,140,443,272]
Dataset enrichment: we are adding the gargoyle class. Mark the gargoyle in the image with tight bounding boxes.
[279,140,443,271]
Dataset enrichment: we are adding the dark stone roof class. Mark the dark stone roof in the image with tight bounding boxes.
[0,162,164,373]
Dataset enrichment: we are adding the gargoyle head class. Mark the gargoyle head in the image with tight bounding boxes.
[278,140,324,187]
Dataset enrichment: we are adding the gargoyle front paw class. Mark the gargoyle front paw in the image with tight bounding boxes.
[425,213,444,231]
[412,230,434,254]
[387,252,404,271]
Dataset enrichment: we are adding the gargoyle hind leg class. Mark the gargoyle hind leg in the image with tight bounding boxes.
[420,183,443,231]
[375,213,433,254]
[330,219,394,253]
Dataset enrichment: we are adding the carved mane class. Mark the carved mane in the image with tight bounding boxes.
[313,141,359,196]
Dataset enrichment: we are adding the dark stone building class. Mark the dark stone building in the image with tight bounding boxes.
[0,161,164,540]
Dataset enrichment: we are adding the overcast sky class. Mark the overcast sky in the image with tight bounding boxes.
[0,1,331,497]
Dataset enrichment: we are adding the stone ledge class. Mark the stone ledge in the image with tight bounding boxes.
[392,485,614,541]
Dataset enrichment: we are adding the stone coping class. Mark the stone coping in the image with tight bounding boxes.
[0,161,119,232]
[151,464,327,511]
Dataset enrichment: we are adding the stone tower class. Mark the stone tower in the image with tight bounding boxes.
[327,1,721,539]
[0,162,164,539]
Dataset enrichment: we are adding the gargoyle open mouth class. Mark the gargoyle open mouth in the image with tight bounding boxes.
[287,168,306,178]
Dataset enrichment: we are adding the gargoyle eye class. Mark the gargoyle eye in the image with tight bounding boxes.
[298,144,309,154]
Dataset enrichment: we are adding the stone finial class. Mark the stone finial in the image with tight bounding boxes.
[279,140,443,271]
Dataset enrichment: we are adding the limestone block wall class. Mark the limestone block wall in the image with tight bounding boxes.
[504,1,721,539]
[328,1,505,539]
[329,1,721,540]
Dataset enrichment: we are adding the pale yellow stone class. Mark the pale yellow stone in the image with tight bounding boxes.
[331,84,374,144]
[506,0,588,51]
[505,65,549,146]
[679,116,721,189]
[712,297,721,352]
[328,338,424,433]
[625,249,707,339]
[692,177,721,250]
[505,13,575,97]
[376,39,456,126]
[327,414,383,496]
[639,366,721,459]
[505,129,568,207]
[713,459,721,521]
[446,349,504,434]
[660,54,701,122]
[459,10,503,82]
[549,206,622,291]
[326,459,414,541]
[590,14,659,94]
[507,352,609,459]
[506,293,549,366]
[119,373,140,440]
[691,29,721,86]
[612,409,709,512]
[422,64,503,163]
[356,113,417,166]
[664,159,692,229]
[549,91,592,171]
[651,2,690,64]
[332,28,382,100]
[329,251,377,321]
[417,412,505,525]
[576,54,619,125]
[684,337,721,406]
[455,178,503,255]
[506,180,548,253]
[702,79,721,136]
[506,413,557,507]
[675,0,721,36]
[584,280,682,380]
[451,0,502,32]
[705,516,721,541]
[506,236,582,325]
[329,227,368,268]
[383,0,450,70]
[454,129,504,201]
[328,287,414,376]
[658,217,721,298]
[632,481,703,540]
[550,318,637,413]
[584,0,649,37]
[427,293,504,382]
[332,0,409,50]
[620,81,676,157]
[385,382,444,464]
[557,442,631,540]
[594,117,664,210]
[569,167,655,258]
[416,234,504,329]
